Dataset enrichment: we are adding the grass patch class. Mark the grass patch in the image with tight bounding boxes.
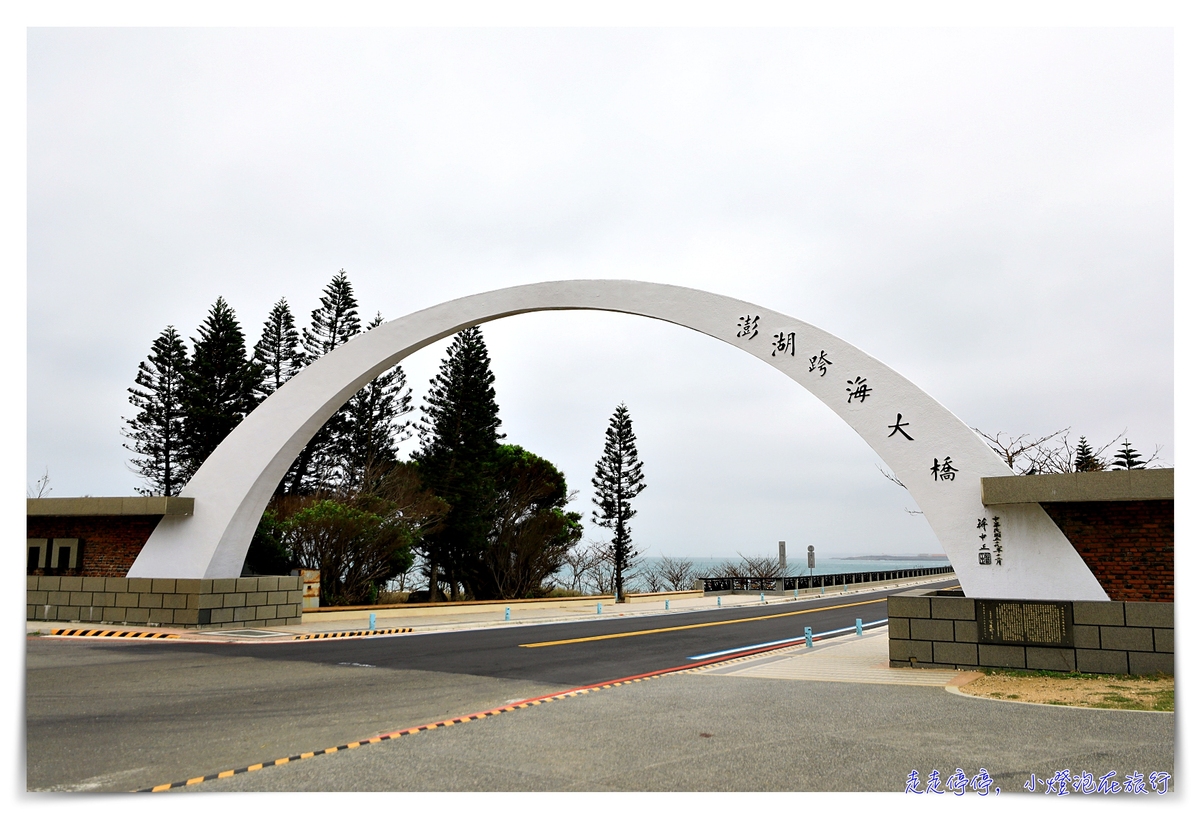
[963,668,1174,711]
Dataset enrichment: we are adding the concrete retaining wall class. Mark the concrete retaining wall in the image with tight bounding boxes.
[27,575,302,628]
[887,589,1172,675]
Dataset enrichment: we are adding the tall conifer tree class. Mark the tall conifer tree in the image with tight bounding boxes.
[180,297,261,480]
[1073,436,1104,472]
[338,313,413,488]
[289,271,363,492]
[253,297,303,399]
[1111,439,1146,470]
[414,326,503,600]
[591,403,646,601]
[301,269,361,362]
[123,326,189,495]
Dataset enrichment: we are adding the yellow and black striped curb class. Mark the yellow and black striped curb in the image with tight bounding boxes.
[49,628,180,639]
[135,636,806,793]
[293,627,413,640]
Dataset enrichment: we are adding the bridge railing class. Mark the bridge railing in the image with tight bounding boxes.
[700,565,954,593]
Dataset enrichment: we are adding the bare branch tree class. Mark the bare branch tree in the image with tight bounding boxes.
[732,552,779,579]
[659,556,698,591]
[559,541,604,594]
[1029,430,1123,474]
[28,467,52,499]
[876,464,906,489]
[972,428,1069,474]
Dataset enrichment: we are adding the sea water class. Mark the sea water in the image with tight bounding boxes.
[654,555,951,577]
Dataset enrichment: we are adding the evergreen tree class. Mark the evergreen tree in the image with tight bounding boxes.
[414,326,503,600]
[253,297,303,399]
[591,403,646,601]
[1111,439,1146,470]
[301,269,361,362]
[180,297,262,480]
[1073,436,1104,472]
[337,313,413,488]
[123,326,189,496]
[482,444,583,599]
[288,271,363,493]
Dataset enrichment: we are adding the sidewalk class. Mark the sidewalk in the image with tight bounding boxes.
[26,574,954,643]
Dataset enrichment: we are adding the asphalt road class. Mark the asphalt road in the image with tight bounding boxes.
[24,579,1033,793]
[190,672,1175,793]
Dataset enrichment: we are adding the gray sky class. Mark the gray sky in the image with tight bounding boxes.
[26,27,1173,559]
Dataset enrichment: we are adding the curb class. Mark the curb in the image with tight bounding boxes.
[49,628,180,639]
[293,627,413,640]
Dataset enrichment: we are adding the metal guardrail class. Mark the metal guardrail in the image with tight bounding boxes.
[700,564,953,593]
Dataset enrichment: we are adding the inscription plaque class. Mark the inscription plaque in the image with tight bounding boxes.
[976,600,1073,647]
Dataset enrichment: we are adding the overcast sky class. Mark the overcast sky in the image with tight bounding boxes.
[25,27,1173,559]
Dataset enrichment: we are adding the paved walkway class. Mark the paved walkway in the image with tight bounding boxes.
[704,628,974,687]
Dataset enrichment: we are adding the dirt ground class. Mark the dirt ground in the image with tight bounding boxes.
[957,670,1174,711]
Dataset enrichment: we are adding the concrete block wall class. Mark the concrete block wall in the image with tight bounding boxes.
[887,589,1172,675]
[27,576,303,628]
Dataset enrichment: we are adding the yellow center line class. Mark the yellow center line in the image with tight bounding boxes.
[518,597,883,648]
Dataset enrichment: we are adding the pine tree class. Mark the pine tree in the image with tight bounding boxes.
[180,297,262,480]
[338,313,413,488]
[123,326,189,496]
[414,326,503,600]
[1073,436,1104,472]
[288,271,363,493]
[301,269,361,363]
[591,403,646,601]
[253,297,303,399]
[1111,439,1146,470]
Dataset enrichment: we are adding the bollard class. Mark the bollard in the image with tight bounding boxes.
[665,599,670,611]
[505,606,511,621]
[793,589,798,600]
[855,618,863,636]
[844,582,847,593]
[820,583,824,596]
[760,592,765,604]
[597,602,602,615]
[717,596,722,608]
[804,626,813,648]
[369,612,376,631]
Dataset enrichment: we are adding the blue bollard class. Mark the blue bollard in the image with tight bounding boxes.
[369,613,376,631]
[597,602,602,615]
[665,599,670,610]
[760,592,765,604]
[717,596,722,608]
[793,589,798,600]
[505,606,510,621]
[804,626,813,648]
[820,583,824,596]
[844,582,847,593]
[855,618,863,636]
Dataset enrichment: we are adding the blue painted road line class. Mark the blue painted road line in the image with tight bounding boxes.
[686,619,888,661]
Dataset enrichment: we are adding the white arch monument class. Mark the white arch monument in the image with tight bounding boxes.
[129,280,1107,601]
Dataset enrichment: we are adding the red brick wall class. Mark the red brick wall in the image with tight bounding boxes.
[1042,500,1173,602]
[26,516,160,577]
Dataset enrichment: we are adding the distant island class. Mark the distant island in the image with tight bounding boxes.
[835,554,948,561]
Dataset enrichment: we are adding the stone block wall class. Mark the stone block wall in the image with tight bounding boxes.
[1042,500,1173,602]
[27,575,303,629]
[887,589,1173,675]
